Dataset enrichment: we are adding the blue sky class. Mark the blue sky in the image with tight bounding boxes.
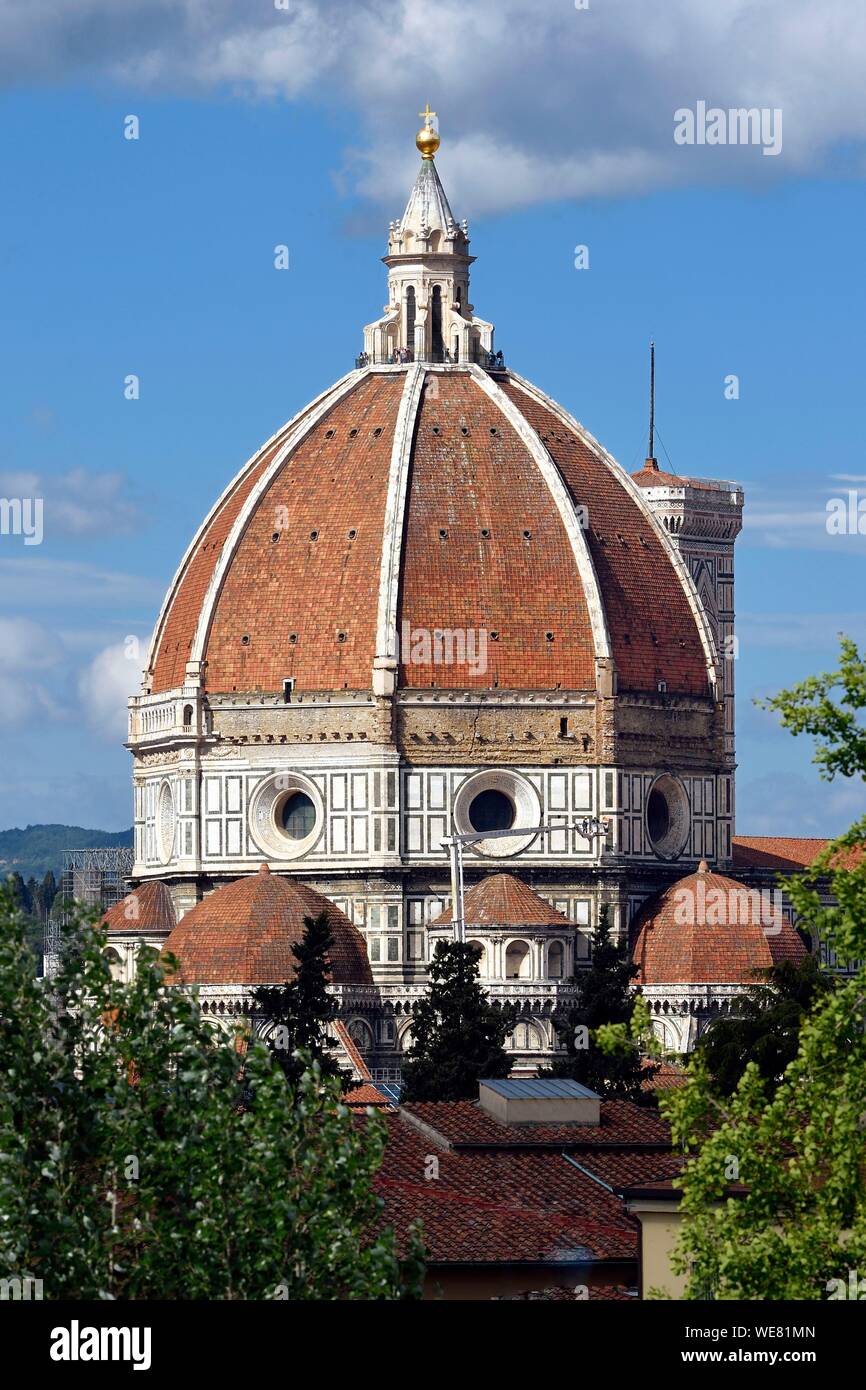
[0,0,864,836]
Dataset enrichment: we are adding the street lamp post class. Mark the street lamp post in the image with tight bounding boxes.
[440,817,611,943]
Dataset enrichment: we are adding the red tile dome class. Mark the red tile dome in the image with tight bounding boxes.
[162,864,373,986]
[102,879,176,935]
[147,365,714,700]
[430,872,572,928]
[631,860,807,986]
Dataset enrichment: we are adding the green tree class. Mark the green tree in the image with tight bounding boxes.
[5,871,27,913]
[252,911,347,1091]
[0,888,424,1300]
[695,954,835,1096]
[400,940,518,1102]
[658,638,866,1298]
[545,905,654,1101]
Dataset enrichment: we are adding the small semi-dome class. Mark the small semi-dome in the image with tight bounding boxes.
[631,859,807,986]
[431,872,572,928]
[162,864,373,986]
[102,879,177,935]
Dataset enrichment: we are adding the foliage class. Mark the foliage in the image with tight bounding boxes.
[694,954,836,1096]
[545,905,656,1102]
[657,639,866,1298]
[0,889,424,1300]
[400,940,518,1102]
[252,912,348,1092]
[4,869,58,967]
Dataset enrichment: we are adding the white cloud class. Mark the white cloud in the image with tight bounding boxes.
[742,481,866,552]
[0,468,142,537]
[2,1,866,214]
[77,636,151,741]
[0,558,162,607]
[0,615,63,671]
[0,616,65,725]
[0,613,151,735]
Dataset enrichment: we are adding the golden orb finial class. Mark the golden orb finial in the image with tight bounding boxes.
[416,103,440,159]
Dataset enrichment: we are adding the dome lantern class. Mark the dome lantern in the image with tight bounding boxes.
[361,108,495,366]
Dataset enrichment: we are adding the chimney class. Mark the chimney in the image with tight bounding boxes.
[478,1078,601,1126]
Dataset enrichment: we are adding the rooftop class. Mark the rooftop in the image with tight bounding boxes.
[371,1096,677,1269]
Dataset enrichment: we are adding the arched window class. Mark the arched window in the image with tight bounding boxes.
[182,704,193,730]
[505,940,530,979]
[405,287,416,355]
[431,284,444,362]
[468,939,486,976]
[548,940,564,979]
[510,1021,541,1051]
[348,1018,373,1051]
[104,947,123,982]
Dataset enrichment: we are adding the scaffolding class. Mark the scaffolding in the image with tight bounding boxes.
[43,846,134,978]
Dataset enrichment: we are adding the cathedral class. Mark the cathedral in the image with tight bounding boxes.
[106,109,807,1076]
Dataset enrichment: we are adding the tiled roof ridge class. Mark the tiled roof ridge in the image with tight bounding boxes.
[333,1020,372,1081]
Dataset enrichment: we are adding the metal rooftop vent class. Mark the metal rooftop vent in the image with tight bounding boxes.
[478,1078,601,1126]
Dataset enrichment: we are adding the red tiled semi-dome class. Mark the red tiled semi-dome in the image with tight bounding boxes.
[430,872,573,928]
[631,860,807,986]
[102,879,177,935]
[162,864,373,986]
[147,365,713,699]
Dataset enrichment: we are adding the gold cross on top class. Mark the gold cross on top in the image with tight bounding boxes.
[419,104,437,126]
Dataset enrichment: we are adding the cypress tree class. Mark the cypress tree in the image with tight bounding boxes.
[252,912,347,1092]
[400,940,518,1102]
[545,905,652,1101]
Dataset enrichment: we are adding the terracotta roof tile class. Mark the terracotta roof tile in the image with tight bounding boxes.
[503,380,709,696]
[733,836,864,873]
[333,1020,372,1080]
[630,459,733,492]
[203,373,403,693]
[343,1083,395,1111]
[370,1103,676,1265]
[398,372,595,689]
[631,861,807,985]
[149,366,715,699]
[402,1098,671,1149]
[101,880,176,935]
[162,864,373,986]
[430,873,574,928]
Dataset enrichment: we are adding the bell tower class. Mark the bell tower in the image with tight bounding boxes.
[363,107,494,364]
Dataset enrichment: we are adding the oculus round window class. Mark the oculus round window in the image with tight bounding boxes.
[249,772,323,860]
[280,791,316,840]
[453,769,541,858]
[645,773,690,860]
[468,788,514,833]
[646,788,670,844]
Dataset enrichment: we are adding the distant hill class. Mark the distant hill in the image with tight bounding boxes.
[0,824,134,884]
